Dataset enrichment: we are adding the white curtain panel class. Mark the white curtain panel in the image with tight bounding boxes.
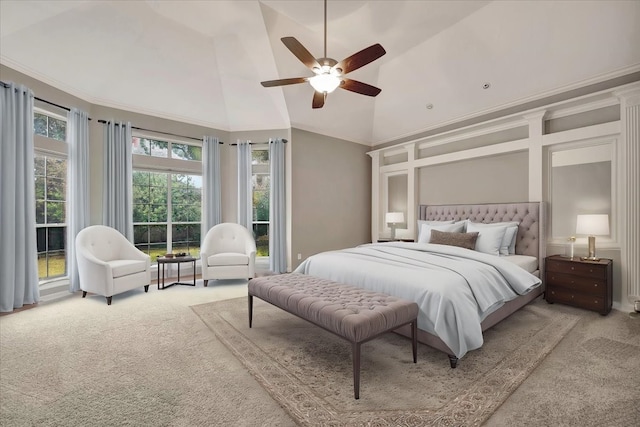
[269,138,287,273]
[202,136,221,235]
[66,108,90,292]
[103,121,133,240]
[0,82,39,312]
[237,140,252,229]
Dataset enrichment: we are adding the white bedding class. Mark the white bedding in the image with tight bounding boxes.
[293,242,541,359]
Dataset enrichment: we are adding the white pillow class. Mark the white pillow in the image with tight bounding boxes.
[466,221,519,255]
[465,222,508,256]
[418,222,465,244]
[504,226,518,254]
[417,220,454,241]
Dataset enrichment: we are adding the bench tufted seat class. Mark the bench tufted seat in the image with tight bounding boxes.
[248,273,419,399]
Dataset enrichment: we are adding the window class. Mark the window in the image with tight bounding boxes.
[132,137,202,261]
[34,110,68,281]
[34,111,66,142]
[252,148,270,257]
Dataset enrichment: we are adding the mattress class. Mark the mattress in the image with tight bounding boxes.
[501,254,538,274]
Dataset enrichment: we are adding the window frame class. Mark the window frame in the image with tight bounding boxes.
[251,146,270,258]
[33,108,68,284]
[131,133,203,262]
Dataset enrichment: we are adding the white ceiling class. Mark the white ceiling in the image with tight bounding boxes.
[1,1,639,146]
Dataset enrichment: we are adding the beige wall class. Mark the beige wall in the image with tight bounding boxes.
[418,151,529,205]
[290,128,371,270]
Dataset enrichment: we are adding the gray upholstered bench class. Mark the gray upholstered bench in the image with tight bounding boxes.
[248,273,419,399]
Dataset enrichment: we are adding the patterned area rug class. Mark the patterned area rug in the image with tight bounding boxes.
[191,297,579,426]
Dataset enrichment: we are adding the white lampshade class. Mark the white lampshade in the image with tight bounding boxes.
[386,212,405,224]
[576,214,609,236]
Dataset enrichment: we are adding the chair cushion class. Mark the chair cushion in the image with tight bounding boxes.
[108,260,148,278]
[208,253,249,267]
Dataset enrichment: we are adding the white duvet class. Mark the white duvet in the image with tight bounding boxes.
[293,242,542,359]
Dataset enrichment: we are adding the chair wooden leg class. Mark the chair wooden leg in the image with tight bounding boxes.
[82,291,87,298]
[106,296,112,305]
[144,285,149,292]
[248,294,253,328]
[203,279,208,287]
[352,342,361,399]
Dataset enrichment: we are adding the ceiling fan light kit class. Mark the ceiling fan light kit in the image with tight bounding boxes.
[260,0,385,109]
[309,73,341,93]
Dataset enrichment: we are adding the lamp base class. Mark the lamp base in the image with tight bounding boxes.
[578,236,600,261]
[390,225,397,241]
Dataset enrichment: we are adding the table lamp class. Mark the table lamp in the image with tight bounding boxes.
[576,214,609,261]
[385,212,405,241]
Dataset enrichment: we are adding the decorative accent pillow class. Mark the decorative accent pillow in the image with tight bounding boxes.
[429,230,479,250]
[465,222,508,256]
[466,221,519,255]
[417,221,465,244]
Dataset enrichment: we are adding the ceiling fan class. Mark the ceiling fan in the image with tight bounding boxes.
[260,0,386,109]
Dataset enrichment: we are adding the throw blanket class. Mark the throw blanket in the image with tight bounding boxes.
[293,242,542,359]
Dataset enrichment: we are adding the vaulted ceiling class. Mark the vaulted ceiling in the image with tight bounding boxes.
[1,1,639,146]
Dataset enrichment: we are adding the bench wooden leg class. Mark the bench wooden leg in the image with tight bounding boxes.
[411,319,417,363]
[352,342,361,399]
[248,294,253,328]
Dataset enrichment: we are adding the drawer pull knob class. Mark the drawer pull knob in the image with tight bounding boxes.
[589,269,593,273]
[594,283,598,287]
[571,280,575,284]
[571,267,575,270]
[571,295,575,299]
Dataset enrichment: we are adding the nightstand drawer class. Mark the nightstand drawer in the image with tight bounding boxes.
[546,288,606,312]
[546,259,607,279]
[545,272,607,296]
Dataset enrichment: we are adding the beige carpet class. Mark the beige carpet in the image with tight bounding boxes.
[2,281,639,427]
[0,281,295,427]
[192,296,579,426]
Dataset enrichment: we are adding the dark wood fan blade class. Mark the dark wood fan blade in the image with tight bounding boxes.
[281,37,321,71]
[312,91,326,109]
[333,44,386,75]
[340,79,382,97]
[260,77,308,87]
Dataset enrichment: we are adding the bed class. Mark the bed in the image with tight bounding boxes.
[293,202,545,367]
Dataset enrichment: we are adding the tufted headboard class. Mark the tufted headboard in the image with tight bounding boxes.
[418,202,545,261]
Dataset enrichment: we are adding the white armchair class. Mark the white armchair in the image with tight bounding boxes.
[75,225,151,305]
[200,223,256,286]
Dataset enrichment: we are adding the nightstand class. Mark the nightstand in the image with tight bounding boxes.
[544,255,612,315]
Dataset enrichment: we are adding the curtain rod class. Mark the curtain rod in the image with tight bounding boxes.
[1,80,92,120]
[34,97,92,120]
[97,119,222,143]
[230,139,288,146]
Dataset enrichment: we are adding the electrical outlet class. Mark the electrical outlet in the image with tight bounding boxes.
[297,253,302,260]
